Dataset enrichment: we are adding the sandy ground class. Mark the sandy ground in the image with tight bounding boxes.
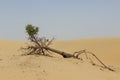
[0,38,120,80]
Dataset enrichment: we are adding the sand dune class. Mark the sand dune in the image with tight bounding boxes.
[0,38,120,80]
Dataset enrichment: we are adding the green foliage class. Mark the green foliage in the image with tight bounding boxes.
[26,24,39,36]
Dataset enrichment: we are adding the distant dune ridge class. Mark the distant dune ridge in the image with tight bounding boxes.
[0,38,120,80]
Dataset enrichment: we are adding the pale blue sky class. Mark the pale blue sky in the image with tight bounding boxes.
[0,0,120,41]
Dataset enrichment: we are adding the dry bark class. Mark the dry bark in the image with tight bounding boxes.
[22,34,114,71]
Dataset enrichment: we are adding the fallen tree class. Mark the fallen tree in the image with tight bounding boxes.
[22,24,115,71]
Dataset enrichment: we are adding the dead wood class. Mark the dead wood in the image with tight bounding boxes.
[23,25,115,71]
[23,37,114,71]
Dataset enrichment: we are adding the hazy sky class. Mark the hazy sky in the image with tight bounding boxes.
[0,0,120,41]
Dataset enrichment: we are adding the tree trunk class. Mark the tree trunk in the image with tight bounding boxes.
[44,47,74,58]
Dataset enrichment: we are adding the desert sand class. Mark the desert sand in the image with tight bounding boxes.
[0,38,120,80]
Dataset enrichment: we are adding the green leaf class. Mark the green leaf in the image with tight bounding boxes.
[25,24,39,36]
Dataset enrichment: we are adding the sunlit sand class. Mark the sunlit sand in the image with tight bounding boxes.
[0,38,120,80]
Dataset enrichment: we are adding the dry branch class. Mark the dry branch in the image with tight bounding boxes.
[23,24,115,71]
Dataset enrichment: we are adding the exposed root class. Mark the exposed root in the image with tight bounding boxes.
[73,50,115,71]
